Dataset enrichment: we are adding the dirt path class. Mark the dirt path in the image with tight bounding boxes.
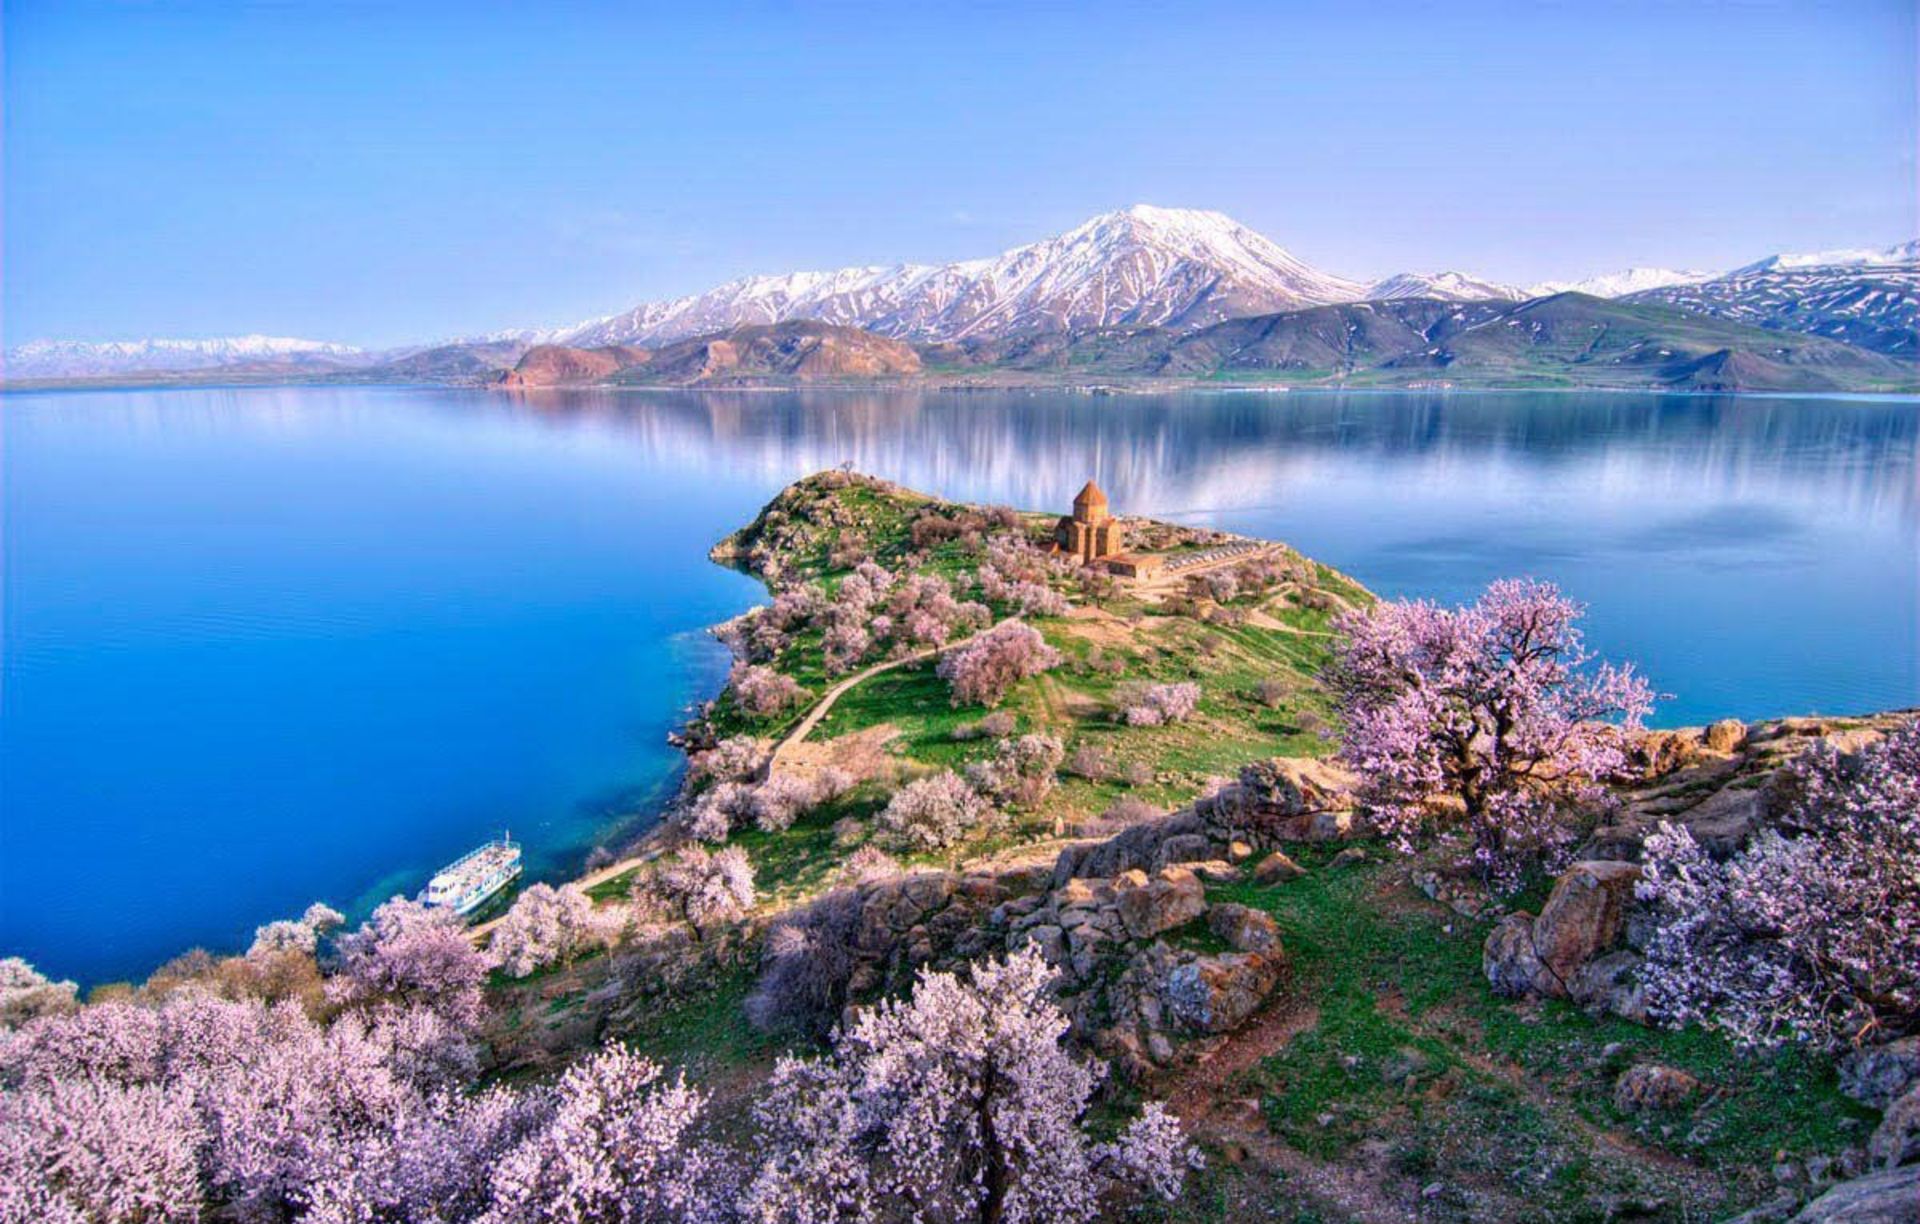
[765,621,1002,774]
[1164,995,1425,1223]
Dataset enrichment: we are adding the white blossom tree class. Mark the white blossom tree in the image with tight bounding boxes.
[742,946,1196,1224]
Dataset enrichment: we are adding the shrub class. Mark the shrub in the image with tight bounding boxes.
[1637,721,1920,1049]
[1065,744,1114,781]
[1328,578,1654,891]
[681,781,755,843]
[839,845,901,884]
[489,883,611,978]
[966,734,1066,809]
[635,845,756,937]
[730,664,805,718]
[936,620,1061,708]
[745,888,866,1038]
[693,734,764,784]
[1101,796,1163,827]
[0,958,78,1029]
[876,772,993,852]
[749,773,819,833]
[1118,681,1201,727]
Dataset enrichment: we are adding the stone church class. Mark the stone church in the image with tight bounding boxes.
[1057,480,1125,563]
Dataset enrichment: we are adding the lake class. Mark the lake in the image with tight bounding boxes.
[3,386,1914,984]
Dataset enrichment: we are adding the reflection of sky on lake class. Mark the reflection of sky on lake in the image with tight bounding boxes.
[3,385,1913,983]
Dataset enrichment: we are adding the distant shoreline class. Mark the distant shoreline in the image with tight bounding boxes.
[7,374,1919,399]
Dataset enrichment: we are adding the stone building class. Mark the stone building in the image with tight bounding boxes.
[1057,480,1126,563]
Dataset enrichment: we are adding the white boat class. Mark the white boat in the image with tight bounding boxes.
[422,834,523,917]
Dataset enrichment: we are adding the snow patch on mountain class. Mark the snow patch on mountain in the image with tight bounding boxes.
[1526,267,1715,298]
[1365,271,1525,302]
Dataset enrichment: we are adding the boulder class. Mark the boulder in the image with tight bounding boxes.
[1053,810,1207,886]
[1253,851,1306,884]
[1209,757,1356,842]
[1841,1037,1920,1109]
[1705,718,1749,753]
[1115,867,1207,940]
[1569,950,1648,1023]
[1209,903,1281,953]
[1153,833,1215,869]
[1165,950,1285,1033]
[1633,729,1710,778]
[1678,785,1764,858]
[1612,1064,1701,1113]
[1528,861,1642,996]
[1868,1084,1920,1171]
[1789,1164,1920,1223]
[1483,912,1544,998]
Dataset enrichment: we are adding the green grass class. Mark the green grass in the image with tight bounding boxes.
[1211,852,1872,1218]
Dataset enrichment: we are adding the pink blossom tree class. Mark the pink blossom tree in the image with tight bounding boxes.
[732,664,806,719]
[876,771,994,852]
[636,845,756,937]
[1328,578,1654,890]
[1117,681,1201,727]
[937,620,1062,709]
[246,901,345,958]
[0,957,78,1029]
[483,1045,734,1223]
[966,734,1066,809]
[490,882,608,978]
[1637,720,1920,1049]
[741,946,1195,1223]
[331,896,492,1030]
[0,1076,205,1223]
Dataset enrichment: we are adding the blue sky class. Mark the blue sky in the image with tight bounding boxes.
[4,0,1914,348]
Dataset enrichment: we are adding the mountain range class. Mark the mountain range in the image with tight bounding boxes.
[4,207,1914,388]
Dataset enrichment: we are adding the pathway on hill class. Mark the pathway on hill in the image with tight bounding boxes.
[765,620,1003,776]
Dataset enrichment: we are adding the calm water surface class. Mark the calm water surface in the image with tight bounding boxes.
[4,386,1914,983]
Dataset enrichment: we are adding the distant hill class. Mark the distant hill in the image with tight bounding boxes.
[490,321,923,388]
[1624,247,1918,357]
[2,335,366,380]
[961,293,1916,392]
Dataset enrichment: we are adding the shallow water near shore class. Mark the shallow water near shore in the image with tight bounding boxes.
[3,385,1915,983]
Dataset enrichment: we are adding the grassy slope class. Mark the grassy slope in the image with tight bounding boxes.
[504,474,1868,1223]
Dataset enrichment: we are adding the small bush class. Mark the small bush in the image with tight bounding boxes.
[876,771,994,851]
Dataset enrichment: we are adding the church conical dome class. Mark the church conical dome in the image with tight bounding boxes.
[1072,481,1109,517]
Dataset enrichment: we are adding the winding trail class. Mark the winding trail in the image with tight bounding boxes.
[764,620,1002,774]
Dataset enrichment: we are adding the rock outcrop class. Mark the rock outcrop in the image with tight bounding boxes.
[1787,1164,1920,1223]
[497,343,651,388]
[1484,860,1642,1001]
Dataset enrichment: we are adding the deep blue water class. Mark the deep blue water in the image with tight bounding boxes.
[3,386,1915,984]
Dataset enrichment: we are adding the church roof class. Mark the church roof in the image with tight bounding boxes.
[1072,480,1109,513]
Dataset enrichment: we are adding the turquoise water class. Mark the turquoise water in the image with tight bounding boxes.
[3,386,1915,984]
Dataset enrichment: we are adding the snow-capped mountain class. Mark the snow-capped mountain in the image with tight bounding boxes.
[1625,245,1919,356]
[561,205,1365,346]
[1730,240,1920,275]
[3,335,364,379]
[1526,267,1715,298]
[1364,271,1525,302]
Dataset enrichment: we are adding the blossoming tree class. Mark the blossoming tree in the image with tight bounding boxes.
[1327,578,1654,889]
[742,946,1195,1223]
